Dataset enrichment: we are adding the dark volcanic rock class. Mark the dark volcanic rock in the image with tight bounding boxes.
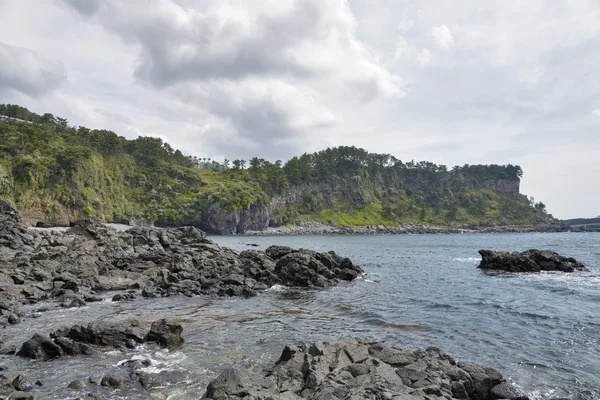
[60,319,147,349]
[0,201,362,304]
[478,249,588,273]
[16,334,62,360]
[17,318,183,360]
[145,319,183,348]
[202,339,527,400]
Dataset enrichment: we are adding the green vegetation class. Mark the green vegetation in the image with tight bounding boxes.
[0,104,552,229]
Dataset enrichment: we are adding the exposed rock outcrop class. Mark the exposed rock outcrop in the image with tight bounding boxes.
[17,318,183,359]
[0,200,362,304]
[478,249,588,273]
[202,339,528,400]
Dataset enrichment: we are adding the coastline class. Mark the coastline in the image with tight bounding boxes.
[244,221,574,235]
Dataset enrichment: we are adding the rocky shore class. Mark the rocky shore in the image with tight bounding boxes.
[7,321,529,400]
[245,221,572,236]
[203,339,528,400]
[0,199,362,309]
[0,199,543,399]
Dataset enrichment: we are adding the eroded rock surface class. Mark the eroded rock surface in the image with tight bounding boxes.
[478,249,588,273]
[0,200,362,305]
[17,318,182,359]
[202,339,528,400]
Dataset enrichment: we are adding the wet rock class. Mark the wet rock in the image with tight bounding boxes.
[11,375,33,392]
[491,382,529,399]
[111,293,135,302]
[7,391,34,400]
[62,319,147,349]
[10,275,25,285]
[67,380,87,389]
[16,334,62,360]
[478,249,588,273]
[7,314,20,325]
[202,339,526,400]
[100,375,123,388]
[145,319,183,348]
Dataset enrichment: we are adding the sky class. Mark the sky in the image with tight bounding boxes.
[0,0,599,219]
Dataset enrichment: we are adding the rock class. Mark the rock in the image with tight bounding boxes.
[7,314,20,325]
[145,319,183,348]
[490,382,529,399]
[16,334,62,359]
[202,368,276,399]
[10,275,25,285]
[63,319,147,348]
[67,380,87,389]
[201,339,522,400]
[11,375,33,392]
[478,249,588,273]
[100,375,123,387]
[7,391,34,400]
[111,293,135,302]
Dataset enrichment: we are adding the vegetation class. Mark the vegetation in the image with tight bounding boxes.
[0,104,552,228]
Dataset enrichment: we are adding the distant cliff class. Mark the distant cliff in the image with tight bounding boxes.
[0,104,553,234]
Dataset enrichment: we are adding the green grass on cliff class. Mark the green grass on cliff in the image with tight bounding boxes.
[0,103,553,228]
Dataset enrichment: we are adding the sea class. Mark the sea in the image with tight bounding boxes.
[1,232,598,399]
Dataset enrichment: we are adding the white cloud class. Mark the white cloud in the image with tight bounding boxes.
[593,109,600,117]
[0,42,66,96]
[57,0,403,98]
[432,24,455,49]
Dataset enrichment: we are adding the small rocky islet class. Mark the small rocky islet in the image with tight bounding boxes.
[478,249,588,273]
[0,199,588,399]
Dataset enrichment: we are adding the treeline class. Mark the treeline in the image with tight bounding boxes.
[229,146,523,195]
[0,104,546,228]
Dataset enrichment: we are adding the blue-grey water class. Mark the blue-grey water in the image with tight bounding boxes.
[1,232,598,399]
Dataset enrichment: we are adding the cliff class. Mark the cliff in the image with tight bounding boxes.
[0,104,552,234]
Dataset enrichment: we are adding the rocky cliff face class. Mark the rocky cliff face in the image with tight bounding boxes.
[157,203,270,234]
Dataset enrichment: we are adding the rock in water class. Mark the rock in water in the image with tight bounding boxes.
[201,339,528,400]
[145,319,183,348]
[478,249,588,273]
[16,334,62,360]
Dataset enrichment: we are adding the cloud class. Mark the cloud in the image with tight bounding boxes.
[58,0,403,98]
[0,42,66,96]
[169,78,338,159]
[593,109,600,117]
[431,25,455,50]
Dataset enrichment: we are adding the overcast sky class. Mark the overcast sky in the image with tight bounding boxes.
[1,0,599,219]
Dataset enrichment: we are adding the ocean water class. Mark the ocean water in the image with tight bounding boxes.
[1,232,598,399]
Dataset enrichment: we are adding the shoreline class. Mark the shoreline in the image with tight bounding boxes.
[244,221,576,236]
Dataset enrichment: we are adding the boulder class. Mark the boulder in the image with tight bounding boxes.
[478,249,588,273]
[145,319,183,348]
[16,334,62,360]
[61,319,147,348]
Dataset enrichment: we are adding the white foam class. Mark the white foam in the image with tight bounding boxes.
[452,257,481,263]
[267,284,287,292]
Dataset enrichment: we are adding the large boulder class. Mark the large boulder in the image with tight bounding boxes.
[478,249,588,273]
[145,319,183,348]
[60,319,147,348]
[16,333,62,360]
